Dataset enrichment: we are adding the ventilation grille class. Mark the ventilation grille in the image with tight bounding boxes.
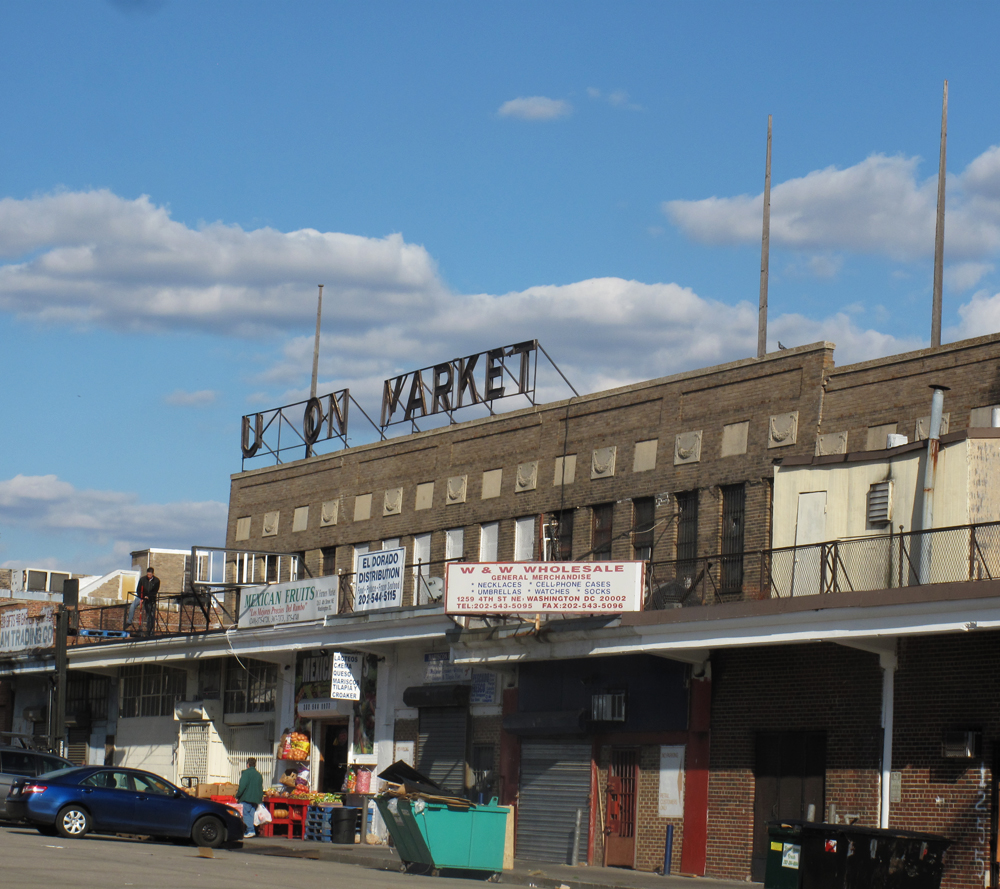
[867,481,893,526]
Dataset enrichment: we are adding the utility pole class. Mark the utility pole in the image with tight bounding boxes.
[931,81,948,348]
[757,115,772,359]
[307,284,324,458]
[53,604,68,754]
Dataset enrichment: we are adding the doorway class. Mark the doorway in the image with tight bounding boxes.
[319,719,349,793]
[752,731,826,882]
[604,748,638,867]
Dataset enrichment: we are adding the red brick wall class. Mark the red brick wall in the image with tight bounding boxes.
[892,633,1000,889]
[706,643,883,881]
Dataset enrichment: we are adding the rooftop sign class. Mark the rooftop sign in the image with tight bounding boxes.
[381,340,538,429]
[444,561,645,615]
[0,607,54,654]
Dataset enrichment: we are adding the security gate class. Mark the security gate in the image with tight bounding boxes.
[227,723,275,783]
[516,740,591,864]
[605,748,638,867]
[179,721,209,784]
[417,707,468,794]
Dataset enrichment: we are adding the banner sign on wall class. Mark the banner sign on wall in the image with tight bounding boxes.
[444,562,645,615]
[658,745,685,818]
[239,575,339,628]
[330,652,363,701]
[353,547,405,611]
[0,608,54,653]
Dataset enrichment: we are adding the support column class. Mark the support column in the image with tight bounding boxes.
[879,647,897,830]
[680,661,711,875]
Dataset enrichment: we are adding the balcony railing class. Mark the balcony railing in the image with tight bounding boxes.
[68,555,458,645]
[66,522,1000,644]
[645,521,1000,610]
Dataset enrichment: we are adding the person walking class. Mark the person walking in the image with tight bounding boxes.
[236,757,264,839]
[133,567,160,636]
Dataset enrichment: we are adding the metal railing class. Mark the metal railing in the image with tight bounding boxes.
[67,522,1000,641]
[69,555,460,645]
[644,521,1000,610]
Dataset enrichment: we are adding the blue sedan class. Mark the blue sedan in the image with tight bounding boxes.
[6,766,245,847]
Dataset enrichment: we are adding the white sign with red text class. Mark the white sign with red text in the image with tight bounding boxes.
[445,561,644,615]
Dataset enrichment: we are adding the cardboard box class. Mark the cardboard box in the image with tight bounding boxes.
[196,783,219,799]
[218,783,239,797]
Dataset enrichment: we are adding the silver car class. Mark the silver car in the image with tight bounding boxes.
[0,746,74,819]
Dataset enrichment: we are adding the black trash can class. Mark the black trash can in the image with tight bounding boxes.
[329,806,360,844]
[767,821,951,889]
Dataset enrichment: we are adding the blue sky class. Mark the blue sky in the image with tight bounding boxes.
[3,0,1000,573]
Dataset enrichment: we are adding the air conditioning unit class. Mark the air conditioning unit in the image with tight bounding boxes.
[591,692,626,722]
[942,730,980,759]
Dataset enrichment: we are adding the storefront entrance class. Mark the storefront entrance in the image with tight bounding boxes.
[318,719,349,793]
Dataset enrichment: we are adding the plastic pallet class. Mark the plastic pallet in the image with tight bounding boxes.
[304,831,334,842]
[78,629,131,638]
[306,813,337,824]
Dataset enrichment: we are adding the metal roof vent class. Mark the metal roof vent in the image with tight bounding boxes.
[867,481,893,526]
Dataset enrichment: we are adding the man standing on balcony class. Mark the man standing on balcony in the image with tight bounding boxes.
[133,566,160,637]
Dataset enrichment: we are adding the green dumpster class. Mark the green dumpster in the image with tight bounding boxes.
[376,795,508,880]
[764,822,803,889]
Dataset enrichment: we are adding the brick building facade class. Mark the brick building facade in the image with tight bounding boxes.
[4,332,1000,885]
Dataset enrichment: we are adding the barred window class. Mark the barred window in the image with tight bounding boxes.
[66,673,109,722]
[224,657,277,715]
[120,664,187,719]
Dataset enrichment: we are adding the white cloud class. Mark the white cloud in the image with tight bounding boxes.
[665,147,1000,264]
[254,277,933,420]
[497,96,571,121]
[953,289,1000,340]
[586,87,643,111]
[0,473,227,557]
[164,389,217,406]
[0,190,444,335]
[945,262,993,293]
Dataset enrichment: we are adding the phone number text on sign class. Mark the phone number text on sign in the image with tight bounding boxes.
[444,562,644,615]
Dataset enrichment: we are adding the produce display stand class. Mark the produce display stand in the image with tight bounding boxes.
[259,796,310,839]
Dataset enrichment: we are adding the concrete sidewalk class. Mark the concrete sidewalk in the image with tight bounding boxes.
[236,836,759,889]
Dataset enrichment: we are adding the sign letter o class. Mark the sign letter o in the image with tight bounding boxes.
[303,397,324,445]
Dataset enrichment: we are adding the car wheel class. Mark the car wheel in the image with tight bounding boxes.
[191,815,225,848]
[55,805,91,839]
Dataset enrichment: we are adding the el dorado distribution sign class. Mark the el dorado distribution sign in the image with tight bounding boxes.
[445,561,644,615]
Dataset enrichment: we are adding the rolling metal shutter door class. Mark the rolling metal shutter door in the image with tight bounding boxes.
[417,707,467,793]
[516,740,591,864]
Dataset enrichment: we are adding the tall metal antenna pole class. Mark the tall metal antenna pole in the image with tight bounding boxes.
[311,284,324,399]
[931,81,947,348]
[307,284,324,458]
[757,114,772,359]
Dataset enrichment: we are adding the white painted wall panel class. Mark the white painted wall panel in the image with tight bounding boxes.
[115,716,178,781]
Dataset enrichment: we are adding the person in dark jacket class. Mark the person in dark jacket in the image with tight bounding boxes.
[134,567,160,636]
[236,757,265,838]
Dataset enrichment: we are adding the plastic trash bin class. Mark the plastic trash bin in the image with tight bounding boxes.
[376,795,508,880]
[766,821,951,889]
[764,822,804,889]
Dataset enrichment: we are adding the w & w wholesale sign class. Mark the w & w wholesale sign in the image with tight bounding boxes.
[445,561,644,615]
